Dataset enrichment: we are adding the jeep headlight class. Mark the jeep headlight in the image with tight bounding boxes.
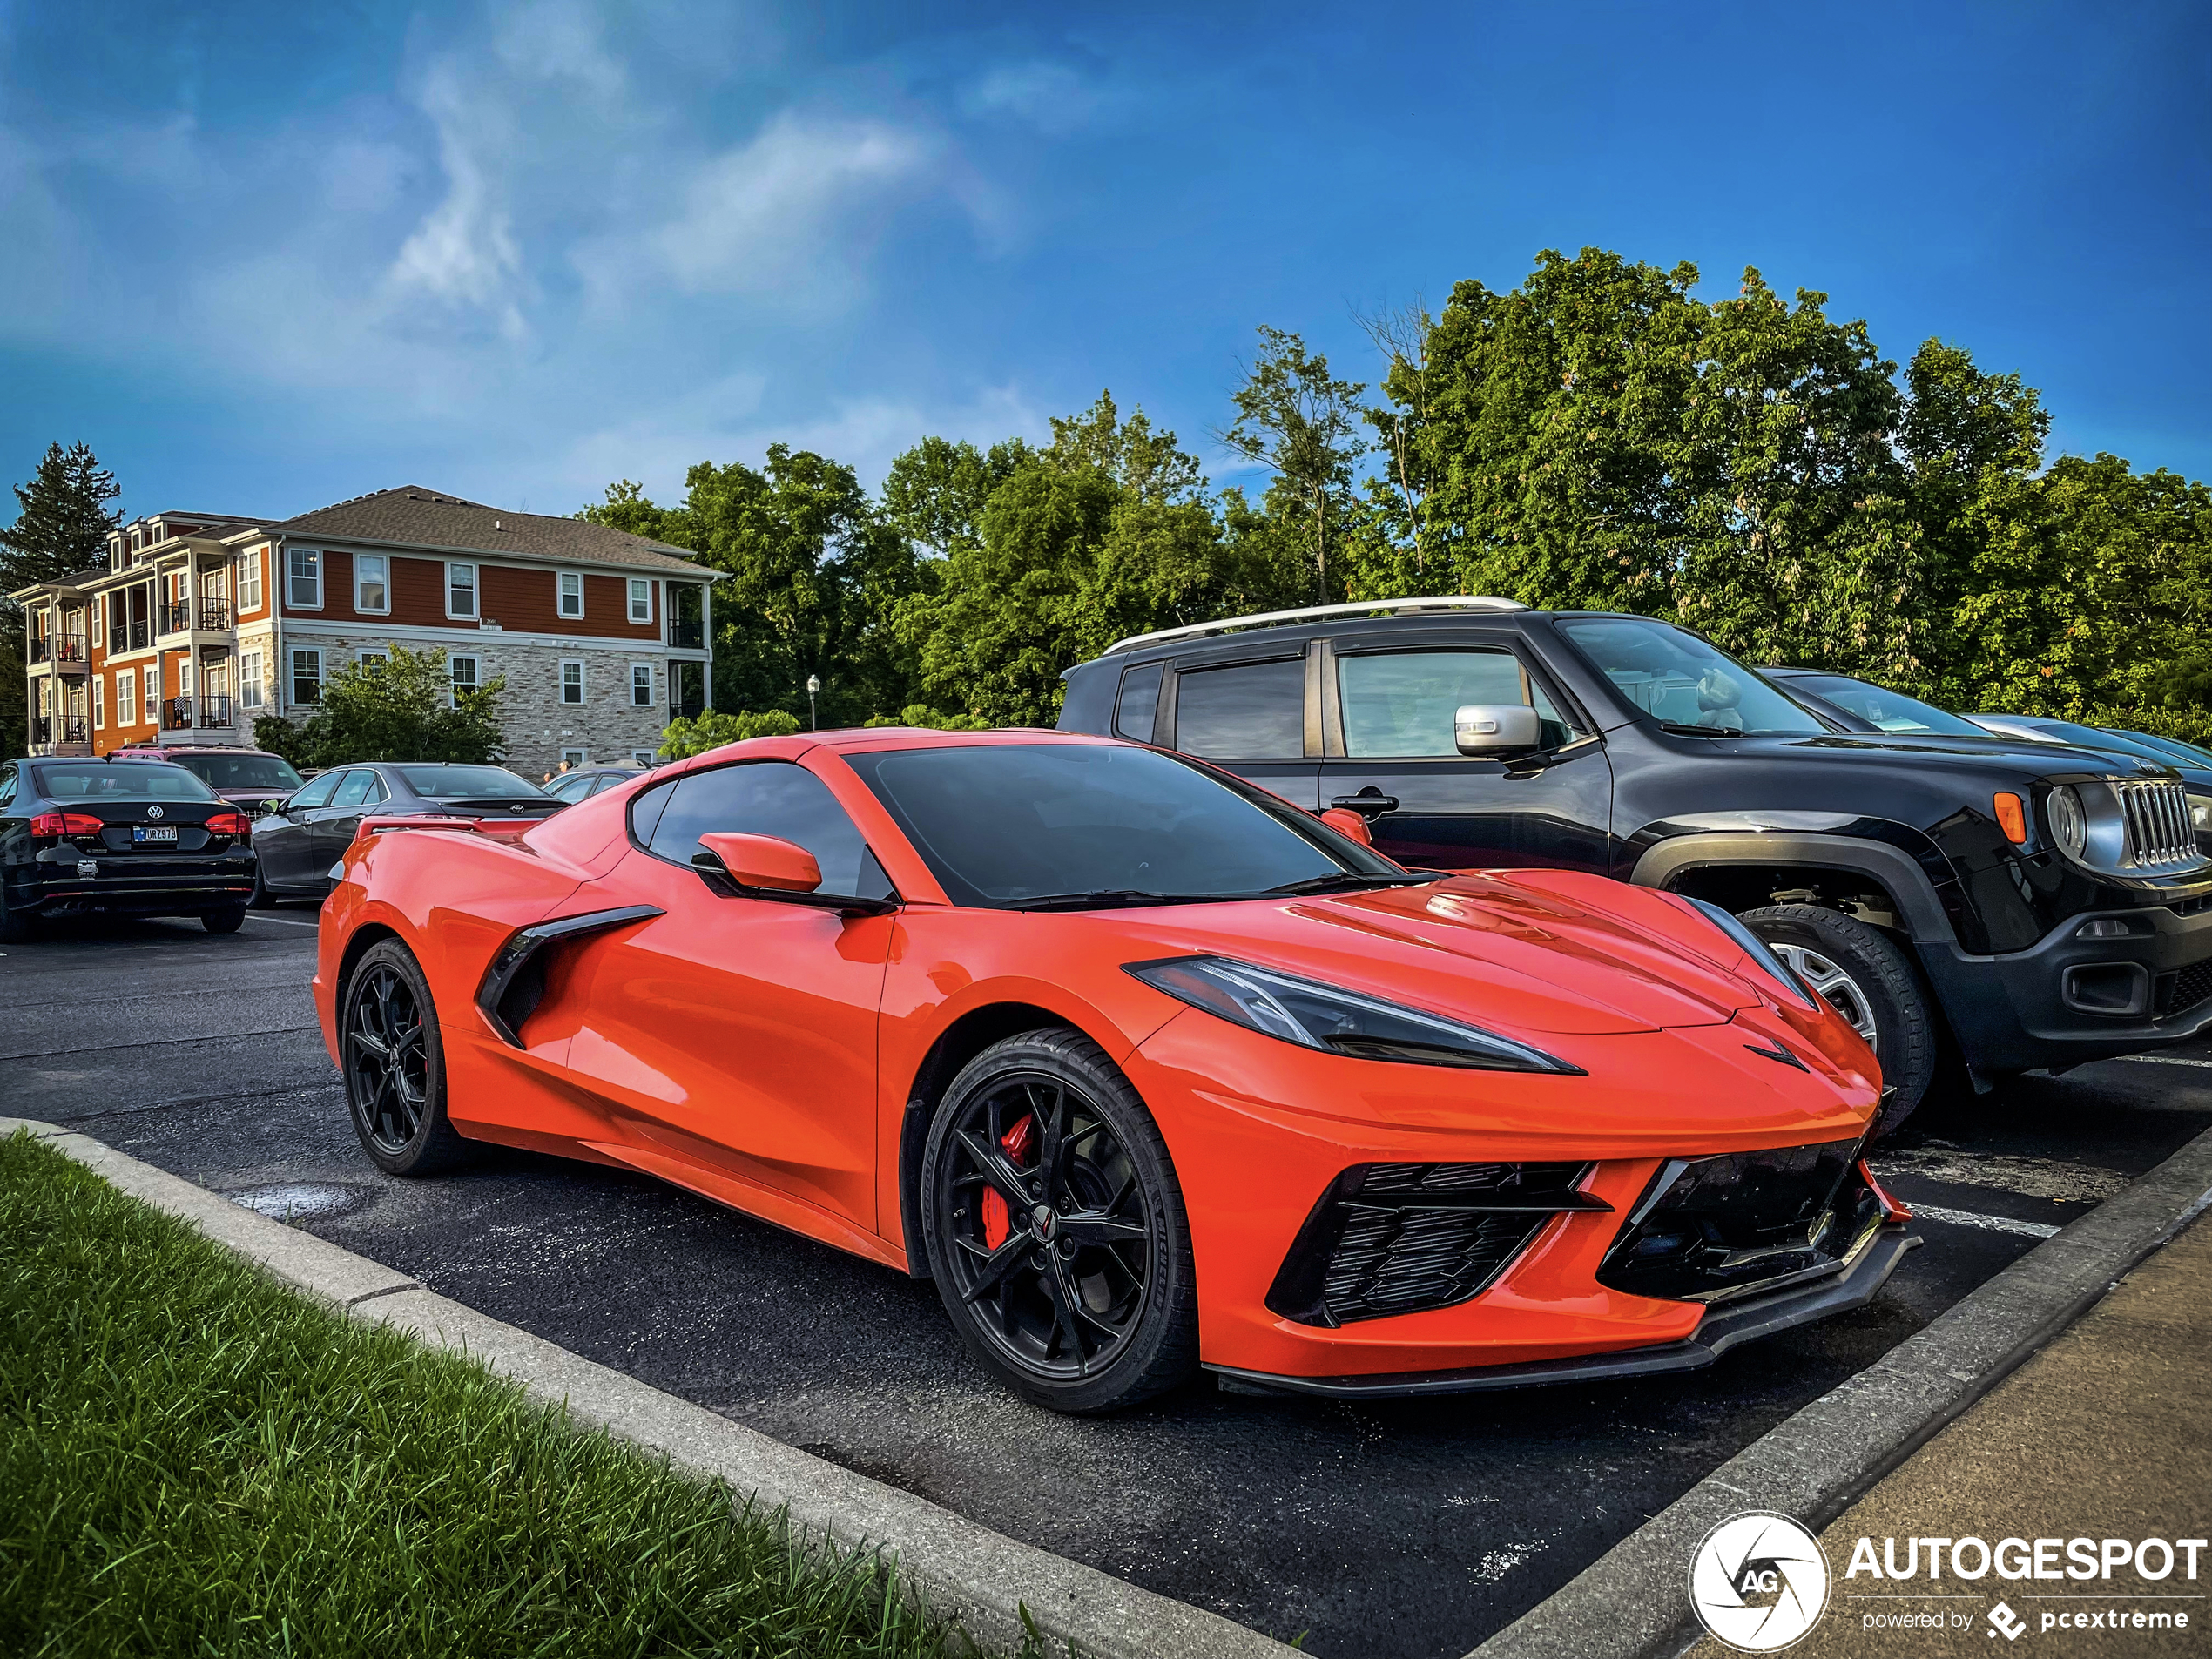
[2047,785,2088,858]
[2191,792,2211,834]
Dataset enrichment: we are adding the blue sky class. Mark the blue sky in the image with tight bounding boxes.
[3,0,2206,523]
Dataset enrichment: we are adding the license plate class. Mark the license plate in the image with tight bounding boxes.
[132,825,179,844]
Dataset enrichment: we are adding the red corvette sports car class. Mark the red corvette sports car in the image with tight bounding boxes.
[315,728,1915,1412]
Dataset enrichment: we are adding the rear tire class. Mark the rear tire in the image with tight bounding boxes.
[203,906,246,934]
[1739,904,1937,1138]
[921,1029,1198,1413]
[249,863,276,908]
[0,885,37,944]
[341,938,473,1176]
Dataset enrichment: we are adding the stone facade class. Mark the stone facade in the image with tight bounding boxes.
[273,629,673,780]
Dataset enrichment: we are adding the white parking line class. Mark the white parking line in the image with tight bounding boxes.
[2117,1054,2212,1069]
[1905,1203,2062,1238]
[244,914,321,928]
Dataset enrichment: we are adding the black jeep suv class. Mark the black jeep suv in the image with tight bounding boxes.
[1057,598,2212,1131]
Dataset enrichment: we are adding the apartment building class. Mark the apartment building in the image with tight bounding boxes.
[13,487,719,777]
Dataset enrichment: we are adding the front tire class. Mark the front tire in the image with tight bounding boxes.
[203,906,246,934]
[249,862,276,908]
[1739,904,1937,1138]
[341,938,472,1176]
[921,1029,1197,1413]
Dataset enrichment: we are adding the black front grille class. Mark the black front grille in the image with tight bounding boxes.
[1267,1162,1609,1326]
[2156,956,2212,1019]
[1596,1138,1875,1304]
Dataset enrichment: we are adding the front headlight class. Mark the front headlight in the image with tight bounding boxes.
[2047,785,2088,858]
[1123,955,1581,1074]
[2191,793,2211,834]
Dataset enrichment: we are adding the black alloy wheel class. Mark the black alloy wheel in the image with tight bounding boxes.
[922,1029,1197,1413]
[341,939,470,1175]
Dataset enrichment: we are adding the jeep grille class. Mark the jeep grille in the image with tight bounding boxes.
[2115,779,2198,871]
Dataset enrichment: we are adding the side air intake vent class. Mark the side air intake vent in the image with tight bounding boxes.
[1266,1162,1609,1327]
[475,905,663,1048]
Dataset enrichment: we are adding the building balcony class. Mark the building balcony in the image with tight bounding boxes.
[159,600,233,638]
[162,695,235,734]
[670,618,706,651]
[30,715,91,756]
[107,621,153,655]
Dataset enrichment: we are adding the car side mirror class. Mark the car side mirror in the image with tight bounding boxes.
[1318,807,1373,846]
[263,799,290,818]
[1454,704,1542,758]
[692,832,822,893]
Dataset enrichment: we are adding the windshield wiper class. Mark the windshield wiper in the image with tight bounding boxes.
[1658,720,1744,738]
[1011,889,1224,912]
[1268,872,1435,895]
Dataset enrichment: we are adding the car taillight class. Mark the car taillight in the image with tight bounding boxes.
[30,811,104,839]
[206,811,253,835]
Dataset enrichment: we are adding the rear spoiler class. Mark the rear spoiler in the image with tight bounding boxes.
[356,815,538,844]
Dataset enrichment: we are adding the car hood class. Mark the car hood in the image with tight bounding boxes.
[1101,871,1775,1036]
[1714,731,2178,779]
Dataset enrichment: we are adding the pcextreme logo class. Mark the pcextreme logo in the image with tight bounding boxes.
[1689,1512,1831,1653]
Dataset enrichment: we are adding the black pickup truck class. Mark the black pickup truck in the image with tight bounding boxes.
[1057,598,2212,1131]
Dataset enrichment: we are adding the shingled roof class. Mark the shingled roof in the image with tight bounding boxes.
[272,487,714,577]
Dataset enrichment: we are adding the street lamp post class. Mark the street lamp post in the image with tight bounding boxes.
[806,674,820,731]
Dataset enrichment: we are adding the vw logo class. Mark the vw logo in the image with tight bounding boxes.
[146,804,165,819]
[1688,1512,1829,1652]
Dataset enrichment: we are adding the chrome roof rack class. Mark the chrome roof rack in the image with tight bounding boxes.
[1103,595,1529,656]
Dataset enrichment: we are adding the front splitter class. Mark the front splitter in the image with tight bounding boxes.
[1206,1222,1920,1399]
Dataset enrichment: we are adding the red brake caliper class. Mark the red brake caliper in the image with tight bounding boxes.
[981,1115,1036,1250]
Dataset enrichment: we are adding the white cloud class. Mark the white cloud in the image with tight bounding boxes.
[649,111,945,300]
[961,61,1109,137]
[388,59,529,337]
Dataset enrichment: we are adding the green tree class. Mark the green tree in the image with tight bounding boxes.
[880,436,1031,559]
[1,442,122,592]
[658,707,804,759]
[287,643,507,766]
[1215,328,1366,602]
[575,479,678,543]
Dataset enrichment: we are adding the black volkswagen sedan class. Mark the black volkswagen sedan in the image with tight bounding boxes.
[0,757,257,940]
[250,762,558,902]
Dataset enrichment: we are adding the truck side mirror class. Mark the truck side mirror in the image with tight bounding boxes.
[1454,704,1542,758]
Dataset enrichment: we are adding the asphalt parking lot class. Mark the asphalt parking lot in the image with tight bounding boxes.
[7,913,2210,1659]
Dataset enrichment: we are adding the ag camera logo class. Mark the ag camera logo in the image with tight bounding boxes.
[1689,1511,1831,1652]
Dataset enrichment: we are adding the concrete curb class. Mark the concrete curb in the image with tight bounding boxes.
[1465,1123,2212,1659]
[1,1116,1296,1659]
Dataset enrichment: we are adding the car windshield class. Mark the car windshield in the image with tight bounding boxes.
[1557,617,1827,736]
[1780,674,1986,737]
[395,765,547,799]
[168,752,306,792]
[843,741,1399,907]
[2020,722,2191,767]
[30,761,222,803]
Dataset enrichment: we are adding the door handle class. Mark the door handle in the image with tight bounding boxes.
[1330,792,1399,819]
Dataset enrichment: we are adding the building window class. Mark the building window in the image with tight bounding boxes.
[631,663,653,706]
[237,550,263,611]
[92,676,105,730]
[116,670,136,727]
[143,665,158,720]
[449,654,478,706]
[561,660,584,705]
[557,571,583,619]
[293,649,322,705]
[287,547,321,609]
[358,648,389,672]
[355,554,389,613]
[628,578,651,624]
[448,562,477,619]
[561,748,587,770]
[240,651,264,710]
[632,749,657,767]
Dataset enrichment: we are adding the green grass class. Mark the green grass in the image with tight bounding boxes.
[0,1130,977,1658]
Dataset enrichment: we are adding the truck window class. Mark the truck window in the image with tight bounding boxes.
[1115,664,1163,742]
[1338,649,1580,756]
[1174,658,1304,758]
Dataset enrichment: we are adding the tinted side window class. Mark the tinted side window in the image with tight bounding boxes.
[1114,664,1163,742]
[333,771,376,807]
[0,767,16,809]
[1337,649,1583,756]
[290,772,341,811]
[1174,658,1304,758]
[644,761,893,900]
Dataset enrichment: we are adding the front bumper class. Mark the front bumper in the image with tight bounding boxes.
[1211,1221,1919,1398]
[1919,896,2212,1072]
